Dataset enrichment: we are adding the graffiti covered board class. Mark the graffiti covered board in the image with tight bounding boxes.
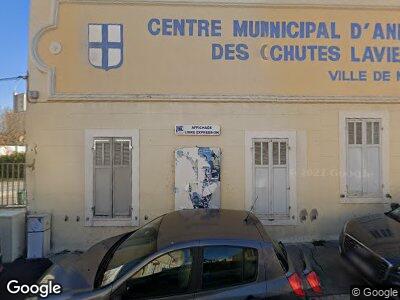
[175,147,221,210]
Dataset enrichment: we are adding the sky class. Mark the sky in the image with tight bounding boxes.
[0,1,30,110]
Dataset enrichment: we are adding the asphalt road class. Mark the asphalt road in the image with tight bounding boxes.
[0,258,52,300]
[289,240,367,299]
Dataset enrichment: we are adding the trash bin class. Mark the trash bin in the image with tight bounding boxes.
[27,214,51,259]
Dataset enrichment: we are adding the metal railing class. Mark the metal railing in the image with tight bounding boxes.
[0,163,27,207]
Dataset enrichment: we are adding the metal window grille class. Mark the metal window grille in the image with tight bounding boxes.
[0,163,27,207]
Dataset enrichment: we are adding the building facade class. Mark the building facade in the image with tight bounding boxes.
[28,0,400,252]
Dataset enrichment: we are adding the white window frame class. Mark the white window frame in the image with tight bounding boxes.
[245,131,297,225]
[85,129,139,226]
[339,112,389,204]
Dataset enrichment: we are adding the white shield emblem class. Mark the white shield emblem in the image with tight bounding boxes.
[88,24,123,71]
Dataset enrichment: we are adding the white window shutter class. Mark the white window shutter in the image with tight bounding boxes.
[255,168,269,214]
[346,118,382,198]
[253,139,289,219]
[347,147,362,196]
[363,146,380,196]
[113,139,133,217]
[93,138,113,216]
[271,140,289,217]
[254,142,261,165]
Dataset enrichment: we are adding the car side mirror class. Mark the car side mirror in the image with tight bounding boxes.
[390,202,400,210]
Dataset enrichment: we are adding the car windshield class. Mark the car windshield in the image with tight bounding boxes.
[101,216,163,287]
[386,207,400,222]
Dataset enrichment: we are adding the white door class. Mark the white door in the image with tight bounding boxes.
[253,139,289,220]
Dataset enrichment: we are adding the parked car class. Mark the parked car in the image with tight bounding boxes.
[339,203,400,286]
[0,242,3,275]
[38,209,322,299]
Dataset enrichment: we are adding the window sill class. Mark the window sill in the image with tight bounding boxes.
[85,217,137,227]
[256,215,298,226]
[340,197,389,204]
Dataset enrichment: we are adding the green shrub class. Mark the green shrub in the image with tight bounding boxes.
[0,153,25,179]
[0,152,25,163]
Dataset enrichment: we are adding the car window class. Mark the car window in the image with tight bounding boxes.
[101,216,162,287]
[271,240,289,272]
[118,248,193,299]
[202,246,258,290]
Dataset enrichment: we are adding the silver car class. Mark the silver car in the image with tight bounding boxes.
[38,209,322,299]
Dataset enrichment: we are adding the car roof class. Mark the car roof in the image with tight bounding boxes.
[157,209,269,249]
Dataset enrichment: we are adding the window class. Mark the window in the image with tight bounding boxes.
[245,131,297,225]
[202,246,258,290]
[85,129,139,226]
[94,137,132,217]
[271,240,289,272]
[339,112,389,203]
[253,139,289,220]
[119,249,193,299]
[346,119,381,197]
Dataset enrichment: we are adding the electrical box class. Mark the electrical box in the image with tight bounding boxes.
[27,214,51,259]
[0,210,26,263]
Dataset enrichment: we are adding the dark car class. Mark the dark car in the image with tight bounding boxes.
[339,204,400,286]
[0,243,3,275]
[38,209,322,299]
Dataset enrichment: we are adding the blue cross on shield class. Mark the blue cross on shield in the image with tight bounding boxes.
[88,24,123,71]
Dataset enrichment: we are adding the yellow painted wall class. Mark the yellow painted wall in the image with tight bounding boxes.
[26,101,400,251]
[28,0,400,251]
[33,1,400,98]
